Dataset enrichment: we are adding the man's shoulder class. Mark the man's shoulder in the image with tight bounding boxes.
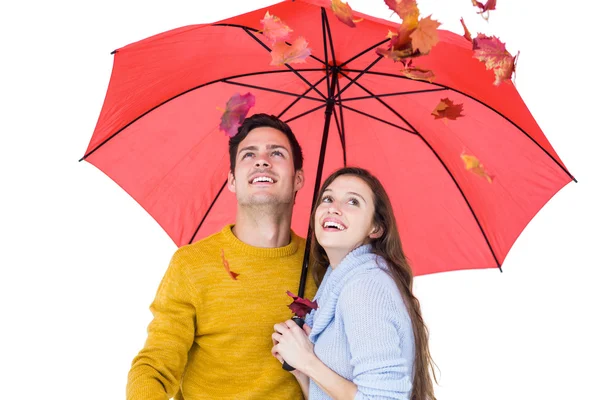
[172,227,228,260]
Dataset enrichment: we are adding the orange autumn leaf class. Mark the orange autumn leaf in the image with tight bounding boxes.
[472,34,517,85]
[376,25,415,61]
[384,0,420,28]
[331,0,363,28]
[270,37,312,66]
[461,153,494,183]
[460,17,472,42]
[260,11,293,44]
[472,0,496,20]
[220,249,240,280]
[410,15,441,55]
[432,98,464,120]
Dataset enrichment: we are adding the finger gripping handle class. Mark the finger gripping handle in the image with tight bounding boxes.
[282,317,305,372]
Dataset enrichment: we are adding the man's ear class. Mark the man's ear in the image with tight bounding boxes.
[294,169,305,192]
[227,170,236,193]
[369,225,384,239]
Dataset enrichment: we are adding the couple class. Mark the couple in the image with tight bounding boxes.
[126,114,436,400]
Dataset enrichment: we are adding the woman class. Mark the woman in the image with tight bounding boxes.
[272,167,437,400]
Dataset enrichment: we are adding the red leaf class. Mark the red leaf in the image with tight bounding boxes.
[219,93,256,138]
[220,249,240,280]
[460,17,472,42]
[432,98,465,120]
[270,37,312,66]
[331,0,363,28]
[384,0,420,28]
[260,11,293,44]
[376,25,415,61]
[286,291,318,318]
[399,59,435,82]
[471,0,496,20]
[472,34,517,85]
[410,15,441,55]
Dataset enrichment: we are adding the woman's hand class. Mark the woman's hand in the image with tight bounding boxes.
[272,319,315,375]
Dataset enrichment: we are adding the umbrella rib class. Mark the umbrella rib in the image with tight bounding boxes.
[277,75,329,119]
[283,104,328,124]
[335,55,383,99]
[341,87,448,101]
[338,70,502,269]
[213,23,327,65]
[339,38,390,68]
[79,69,325,161]
[188,179,228,245]
[222,80,325,102]
[332,106,348,166]
[241,28,328,100]
[340,104,417,134]
[347,69,577,182]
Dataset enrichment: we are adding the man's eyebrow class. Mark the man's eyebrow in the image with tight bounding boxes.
[238,145,258,153]
[266,144,290,152]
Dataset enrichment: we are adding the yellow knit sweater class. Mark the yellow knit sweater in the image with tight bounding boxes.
[127,224,317,400]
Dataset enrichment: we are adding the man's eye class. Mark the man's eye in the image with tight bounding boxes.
[241,152,254,159]
[271,150,283,157]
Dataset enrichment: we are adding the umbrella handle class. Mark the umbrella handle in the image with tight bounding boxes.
[282,317,305,372]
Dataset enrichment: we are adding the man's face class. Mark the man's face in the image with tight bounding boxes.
[228,127,304,208]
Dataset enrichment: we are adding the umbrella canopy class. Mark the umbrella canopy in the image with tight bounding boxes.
[82,0,574,281]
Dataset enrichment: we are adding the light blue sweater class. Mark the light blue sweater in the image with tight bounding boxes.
[305,244,415,400]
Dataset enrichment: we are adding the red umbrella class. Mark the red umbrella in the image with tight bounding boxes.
[81,0,574,295]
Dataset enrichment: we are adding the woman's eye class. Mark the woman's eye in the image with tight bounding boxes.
[348,198,359,206]
[321,196,332,203]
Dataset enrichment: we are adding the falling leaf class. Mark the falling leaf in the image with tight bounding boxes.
[432,98,464,120]
[271,37,312,66]
[286,291,318,318]
[220,249,240,280]
[260,11,293,44]
[472,0,496,20]
[376,25,415,61]
[399,59,435,82]
[472,34,517,85]
[331,0,363,28]
[384,0,420,28]
[461,152,494,183]
[460,17,472,42]
[219,93,256,138]
[410,15,441,55]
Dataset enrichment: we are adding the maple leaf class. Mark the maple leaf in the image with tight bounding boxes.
[384,0,420,28]
[219,93,256,138]
[472,0,496,20]
[460,17,472,42]
[220,249,240,280]
[260,11,293,44]
[270,37,312,66]
[376,25,415,61]
[410,15,441,55]
[399,59,435,82]
[331,0,363,28]
[286,291,318,318]
[461,152,494,183]
[432,98,465,120]
[472,34,517,85]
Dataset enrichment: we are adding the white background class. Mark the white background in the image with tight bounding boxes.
[1,0,599,399]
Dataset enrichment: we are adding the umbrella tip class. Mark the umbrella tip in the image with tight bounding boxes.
[111,49,118,55]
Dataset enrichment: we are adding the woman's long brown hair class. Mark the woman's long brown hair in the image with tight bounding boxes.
[310,167,437,400]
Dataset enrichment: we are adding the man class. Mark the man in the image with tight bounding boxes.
[126,114,318,400]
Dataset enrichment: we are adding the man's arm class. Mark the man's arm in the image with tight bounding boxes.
[126,250,197,400]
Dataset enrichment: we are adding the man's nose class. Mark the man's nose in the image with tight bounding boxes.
[254,156,271,168]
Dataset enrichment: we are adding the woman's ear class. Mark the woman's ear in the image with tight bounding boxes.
[369,225,383,239]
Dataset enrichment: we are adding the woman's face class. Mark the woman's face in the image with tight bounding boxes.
[314,175,379,257]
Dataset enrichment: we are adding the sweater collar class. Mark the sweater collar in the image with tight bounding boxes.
[220,224,301,258]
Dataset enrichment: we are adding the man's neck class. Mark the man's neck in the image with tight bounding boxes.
[232,208,293,248]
